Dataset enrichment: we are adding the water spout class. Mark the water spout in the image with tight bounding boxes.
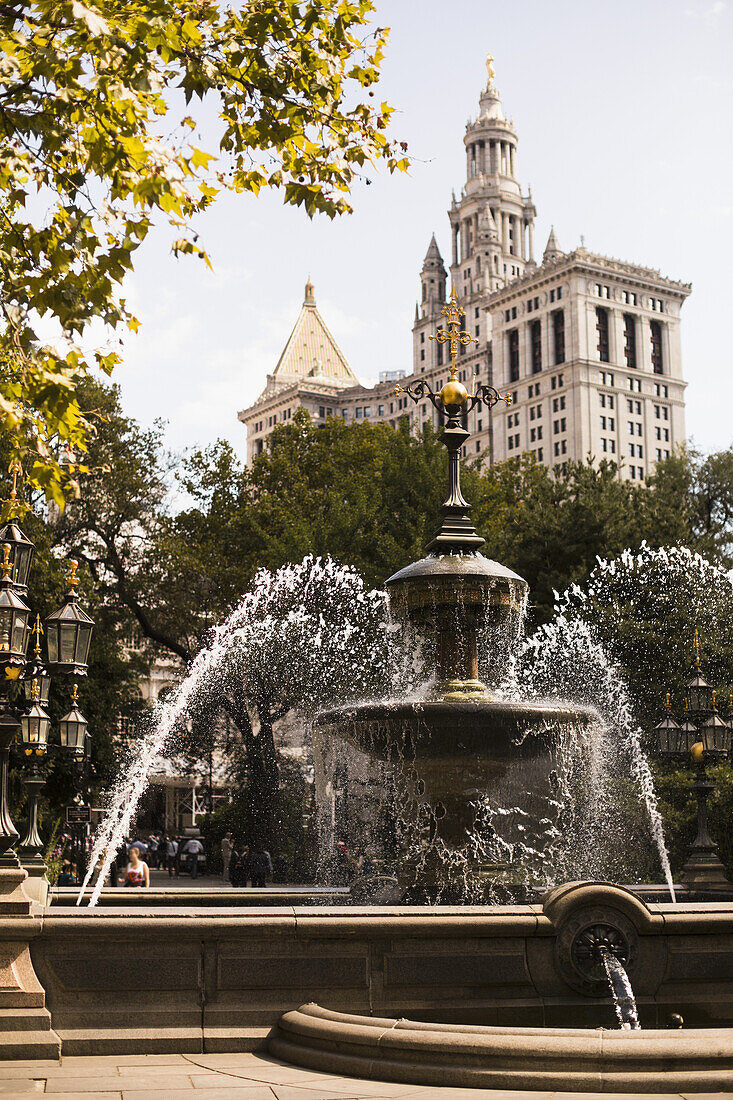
[597,946,640,1031]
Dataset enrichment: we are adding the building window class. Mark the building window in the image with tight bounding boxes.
[596,307,610,362]
[420,349,425,361]
[552,309,565,365]
[623,314,637,369]
[650,320,663,373]
[508,329,520,382]
[599,370,614,387]
[356,407,363,419]
[622,290,637,305]
[378,404,385,416]
[531,320,542,373]
[319,406,325,418]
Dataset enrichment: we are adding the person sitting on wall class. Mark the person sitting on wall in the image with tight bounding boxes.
[125,845,150,887]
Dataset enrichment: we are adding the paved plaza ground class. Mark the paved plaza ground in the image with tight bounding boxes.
[0,1053,727,1100]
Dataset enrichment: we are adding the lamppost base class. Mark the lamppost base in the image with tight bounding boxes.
[18,854,49,907]
[682,846,731,893]
[0,855,32,915]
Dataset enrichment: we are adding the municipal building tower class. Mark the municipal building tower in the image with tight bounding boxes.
[241,56,691,482]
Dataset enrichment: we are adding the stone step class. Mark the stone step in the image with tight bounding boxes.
[0,1029,60,1060]
[0,1008,53,1032]
[58,1027,203,1056]
[203,1026,271,1053]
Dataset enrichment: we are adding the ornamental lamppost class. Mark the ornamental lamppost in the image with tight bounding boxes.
[653,633,732,895]
[0,466,94,895]
[17,681,51,873]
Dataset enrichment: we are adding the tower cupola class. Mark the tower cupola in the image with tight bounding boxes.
[420,234,447,316]
[449,54,537,287]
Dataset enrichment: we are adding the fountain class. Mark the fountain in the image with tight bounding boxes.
[15,290,733,1088]
[316,289,596,900]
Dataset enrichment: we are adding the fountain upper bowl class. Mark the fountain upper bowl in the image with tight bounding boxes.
[315,697,598,761]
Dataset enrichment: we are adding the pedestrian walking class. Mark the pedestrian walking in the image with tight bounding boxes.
[147,834,159,869]
[166,836,178,877]
[183,835,204,879]
[229,846,245,887]
[221,832,233,882]
[124,845,150,888]
[245,842,273,888]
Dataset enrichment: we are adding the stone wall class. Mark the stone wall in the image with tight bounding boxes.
[29,885,733,1055]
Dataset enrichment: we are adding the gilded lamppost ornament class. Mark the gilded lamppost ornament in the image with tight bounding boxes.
[394,286,511,554]
[395,285,511,421]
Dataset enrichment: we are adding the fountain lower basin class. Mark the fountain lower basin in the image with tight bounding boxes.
[270,1004,733,1092]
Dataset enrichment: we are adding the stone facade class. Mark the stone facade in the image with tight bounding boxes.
[239,63,690,483]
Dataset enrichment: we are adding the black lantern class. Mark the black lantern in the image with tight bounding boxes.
[687,672,714,719]
[0,520,34,596]
[22,674,50,706]
[687,628,714,718]
[59,686,88,757]
[699,699,732,755]
[679,717,700,755]
[45,561,94,677]
[20,692,51,753]
[655,707,682,755]
[0,544,30,670]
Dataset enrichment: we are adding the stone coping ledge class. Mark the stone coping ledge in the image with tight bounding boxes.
[269,1002,733,1092]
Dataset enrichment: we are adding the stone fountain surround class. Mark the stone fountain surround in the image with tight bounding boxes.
[17,882,733,1083]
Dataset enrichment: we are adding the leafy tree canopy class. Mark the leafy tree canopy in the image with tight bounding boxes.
[0,0,407,510]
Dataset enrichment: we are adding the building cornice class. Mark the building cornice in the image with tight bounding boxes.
[488,249,692,305]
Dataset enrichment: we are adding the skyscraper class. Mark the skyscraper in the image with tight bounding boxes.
[241,59,690,481]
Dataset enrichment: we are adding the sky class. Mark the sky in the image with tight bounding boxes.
[116,0,733,461]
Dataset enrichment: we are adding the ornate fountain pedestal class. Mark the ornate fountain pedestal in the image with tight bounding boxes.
[315,299,596,900]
